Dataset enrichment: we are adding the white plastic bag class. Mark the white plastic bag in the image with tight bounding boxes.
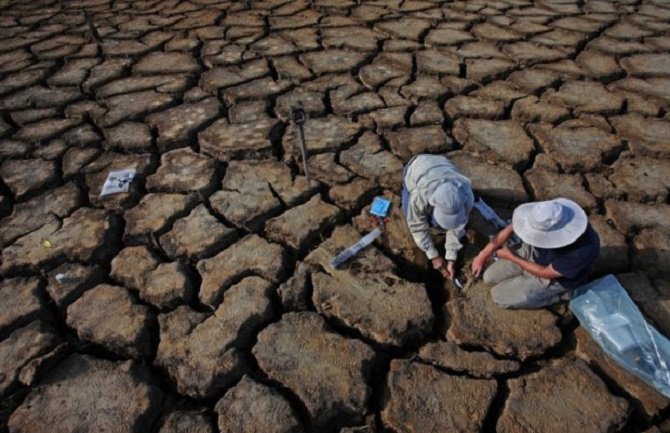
[570,274,670,398]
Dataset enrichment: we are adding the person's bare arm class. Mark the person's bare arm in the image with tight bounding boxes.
[471,224,514,277]
[496,246,563,280]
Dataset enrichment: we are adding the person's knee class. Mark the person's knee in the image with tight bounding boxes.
[482,265,498,285]
[490,284,517,309]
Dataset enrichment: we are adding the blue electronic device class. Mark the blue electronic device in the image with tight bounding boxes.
[370,196,392,218]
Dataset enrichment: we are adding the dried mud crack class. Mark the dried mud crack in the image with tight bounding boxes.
[1,0,670,432]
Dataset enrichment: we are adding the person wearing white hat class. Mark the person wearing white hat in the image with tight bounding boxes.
[401,154,474,279]
[471,198,600,309]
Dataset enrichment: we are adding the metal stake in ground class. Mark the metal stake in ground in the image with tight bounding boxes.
[290,106,311,182]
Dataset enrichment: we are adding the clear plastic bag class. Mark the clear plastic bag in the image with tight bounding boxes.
[570,274,670,398]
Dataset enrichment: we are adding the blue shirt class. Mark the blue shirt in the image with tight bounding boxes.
[533,224,600,288]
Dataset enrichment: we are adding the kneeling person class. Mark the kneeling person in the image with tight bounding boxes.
[401,154,474,279]
[471,198,599,309]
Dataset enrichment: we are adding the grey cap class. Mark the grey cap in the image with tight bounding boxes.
[429,181,469,229]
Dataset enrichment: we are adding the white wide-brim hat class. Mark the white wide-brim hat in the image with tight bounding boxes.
[512,198,587,249]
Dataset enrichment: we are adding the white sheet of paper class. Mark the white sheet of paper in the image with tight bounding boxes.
[100,169,136,196]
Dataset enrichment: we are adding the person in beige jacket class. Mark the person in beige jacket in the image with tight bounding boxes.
[401,154,474,279]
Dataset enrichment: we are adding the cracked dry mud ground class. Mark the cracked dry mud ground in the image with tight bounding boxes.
[1,0,670,432]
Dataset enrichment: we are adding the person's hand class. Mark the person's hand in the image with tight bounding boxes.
[431,257,451,279]
[471,255,486,278]
[446,260,455,279]
[496,245,514,261]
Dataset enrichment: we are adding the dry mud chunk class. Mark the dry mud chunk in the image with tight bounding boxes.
[124,193,197,241]
[0,158,57,199]
[100,90,174,127]
[156,277,274,398]
[359,106,407,129]
[322,26,379,52]
[465,58,516,82]
[308,153,355,185]
[211,160,316,231]
[386,125,452,160]
[382,360,497,433]
[589,215,628,276]
[199,118,279,161]
[508,69,558,93]
[147,98,220,151]
[274,87,326,121]
[95,75,189,98]
[282,116,361,159]
[104,122,152,153]
[452,119,534,169]
[418,341,520,378]
[528,124,621,173]
[632,229,670,278]
[265,196,341,251]
[46,263,104,309]
[617,272,670,338]
[511,95,570,123]
[197,235,287,308]
[425,27,475,45]
[340,132,403,192]
[8,354,162,433]
[447,151,528,206]
[416,49,460,75]
[620,54,670,78]
[199,59,269,91]
[221,77,290,105]
[502,41,566,64]
[359,61,407,89]
[605,200,670,234]
[14,118,80,143]
[447,280,562,360]
[158,411,214,433]
[147,148,217,194]
[374,17,430,40]
[400,75,451,100]
[83,152,152,210]
[111,246,160,291]
[273,56,313,81]
[299,50,367,75]
[608,156,670,203]
[216,375,304,433]
[66,284,154,359]
[0,278,44,336]
[1,208,118,273]
[498,359,629,433]
[253,312,375,430]
[352,195,430,269]
[576,328,669,420]
[134,51,199,74]
[142,261,194,310]
[307,226,433,347]
[410,100,443,126]
[444,95,506,119]
[525,170,596,210]
[542,80,623,114]
[0,182,80,247]
[228,101,270,124]
[610,114,670,158]
[328,178,377,211]
[0,321,62,397]
[576,50,622,79]
[160,204,236,260]
[278,262,314,312]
